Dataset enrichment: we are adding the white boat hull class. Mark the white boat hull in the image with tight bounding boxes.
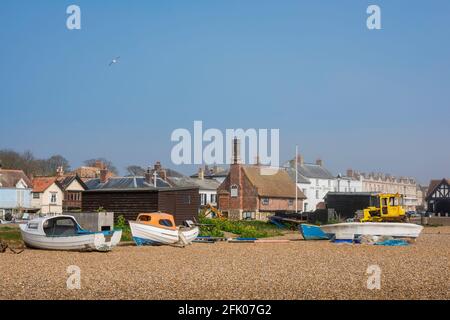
[129,221,199,246]
[20,225,122,252]
[320,222,423,239]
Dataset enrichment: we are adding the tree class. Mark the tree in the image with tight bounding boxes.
[84,158,118,175]
[0,149,71,177]
[46,155,70,173]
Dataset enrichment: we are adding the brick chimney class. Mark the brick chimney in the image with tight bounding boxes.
[144,167,152,184]
[347,169,354,177]
[232,138,241,164]
[56,166,64,177]
[100,167,108,183]
[316,159,323,167]
[198,167,204,180]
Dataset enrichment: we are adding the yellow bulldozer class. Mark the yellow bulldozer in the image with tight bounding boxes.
[361,193,407,222]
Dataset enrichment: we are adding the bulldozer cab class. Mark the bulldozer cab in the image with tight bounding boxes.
[362,193,406,222]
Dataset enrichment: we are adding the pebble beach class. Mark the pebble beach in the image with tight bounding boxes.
[1,226,449,300]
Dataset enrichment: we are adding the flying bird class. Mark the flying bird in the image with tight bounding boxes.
[109,56,120,66]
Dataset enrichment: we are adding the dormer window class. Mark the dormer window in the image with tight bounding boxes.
[230,184,238,197]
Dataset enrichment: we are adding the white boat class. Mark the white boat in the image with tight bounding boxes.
[320,222,423,239]
[129,213,199,246]
[19,215,122,252]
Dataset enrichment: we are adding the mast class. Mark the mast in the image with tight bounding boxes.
[295,145,298,213]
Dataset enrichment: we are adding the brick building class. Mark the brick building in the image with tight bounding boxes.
[217,139,305,220]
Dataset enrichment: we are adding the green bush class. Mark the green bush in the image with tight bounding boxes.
[115,215,132,242]
[198,216,282,238]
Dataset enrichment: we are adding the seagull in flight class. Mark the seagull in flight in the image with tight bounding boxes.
[109,56,120,66]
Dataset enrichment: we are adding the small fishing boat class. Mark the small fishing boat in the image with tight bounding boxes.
[320,222,423,239]
[129,212,199,246]
[19,215,122,252]
[299,224,330,240]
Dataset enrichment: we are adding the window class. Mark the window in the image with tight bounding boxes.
[33,192,40,199]
[50,193,57,203]
[316,190,320,199]
[200,193,207,206]
[230,185,238,197]
[316,179,319,186]
[328,180,331,188]
[288,199,294,207]
[261,198,269,205]
[242,212,253,220]
[159,219,174,227]
[210,194,217,204]
[27,222,39,230]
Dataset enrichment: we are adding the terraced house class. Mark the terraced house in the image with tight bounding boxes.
[0,167,32,220]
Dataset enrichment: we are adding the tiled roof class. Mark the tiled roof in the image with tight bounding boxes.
[56,175,87,191]
[32,177,60,193]
[0,169,32,188]
[190,178,221,190]
[243,166,306,199]
[285,159,335,180]
[284,167,311,184]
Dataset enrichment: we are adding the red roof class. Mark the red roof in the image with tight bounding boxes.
[32,177,59,193]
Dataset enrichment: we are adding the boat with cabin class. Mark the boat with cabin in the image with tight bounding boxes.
[129,212,199,246]
[19,215,122,251]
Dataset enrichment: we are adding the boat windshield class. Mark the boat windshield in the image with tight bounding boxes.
[43,217,79,237]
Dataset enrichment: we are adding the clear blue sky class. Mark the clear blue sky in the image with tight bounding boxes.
[1,0,449,183]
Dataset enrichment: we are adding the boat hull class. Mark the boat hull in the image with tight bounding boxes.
[320,222,423,239]
[129,221,199,246]
[299,224,330,240]
[20,225,122,252]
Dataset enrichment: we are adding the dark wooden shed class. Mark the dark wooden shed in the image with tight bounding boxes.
[324,192,380,220]
[81,187,200,224]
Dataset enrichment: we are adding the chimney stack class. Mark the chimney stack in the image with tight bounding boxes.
[56,166,64,177]
[100,167,108,183]
[154,161,162,171]
[144,167,152,184]
[232,138,241,164]
[198,167,204,180]
[316,158,323,167]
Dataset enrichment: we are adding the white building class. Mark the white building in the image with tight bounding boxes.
[285,156,336,212]
[346,169,419,211]
[335,171,363,192]
[31,177,64,215]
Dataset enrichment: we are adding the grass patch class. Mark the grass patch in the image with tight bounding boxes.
[198,216,283,238]
[0,227,22,242]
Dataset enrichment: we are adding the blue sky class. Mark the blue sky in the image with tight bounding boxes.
[1,0,449,183]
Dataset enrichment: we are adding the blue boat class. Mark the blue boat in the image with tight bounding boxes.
[299,224,330,240]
